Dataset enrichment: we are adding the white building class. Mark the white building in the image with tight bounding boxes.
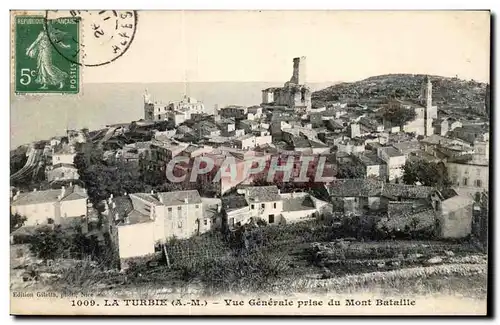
[144,91,205,125]
[46,163,80,182]
[377,146,406,182]
[446,155,489,198]
[106,190,207,267]
[52,145,76,166]
[243,186,284,224]
[11,185,88,226]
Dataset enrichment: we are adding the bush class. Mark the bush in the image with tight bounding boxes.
[173,250,291,294]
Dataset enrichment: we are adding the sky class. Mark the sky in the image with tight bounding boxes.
[78,10,491,83]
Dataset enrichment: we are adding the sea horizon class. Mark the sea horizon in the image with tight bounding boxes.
[10,81,337,149]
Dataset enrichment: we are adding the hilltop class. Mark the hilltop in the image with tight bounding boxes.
[312,74,489,116]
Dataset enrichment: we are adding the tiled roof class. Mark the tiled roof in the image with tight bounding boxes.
[156,190,202,206]
[108,196,134,220]
[246,186,281,202]
[380,146,403,157]
[118,209,152,226]
[329,179,384,197]
[356,152,385,166]
[382,184,435,199]
[131,193,163,206]
[11,186,87,206]
[387,200,431,218]
[442,195,474,212]
[222,195,248,212]
[392,141,421,154]
[61,192,87,202]
[282,195,315,212]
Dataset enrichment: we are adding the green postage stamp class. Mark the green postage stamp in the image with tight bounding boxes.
[14,15,80,94]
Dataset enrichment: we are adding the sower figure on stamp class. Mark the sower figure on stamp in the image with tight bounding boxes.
[26,25,70,90]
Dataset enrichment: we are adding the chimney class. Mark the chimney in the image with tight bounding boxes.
[13,190,20,201]
[108,193,114,204]
[33,188,37,192]
[217,204,221,213]
[151,190,155,195]
[114,212,120,221]
[124,192,128,196]
[112,201,116,209]
[125,216,130,225]
[158,195,164,204]
[103,201,109,215]
[184,197,189,204]
[69,181,73,188]
[58,186,66,199]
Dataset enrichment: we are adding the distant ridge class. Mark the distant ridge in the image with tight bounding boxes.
[312,74,488,114]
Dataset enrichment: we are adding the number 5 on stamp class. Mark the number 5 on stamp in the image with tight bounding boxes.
[14,16,80,94]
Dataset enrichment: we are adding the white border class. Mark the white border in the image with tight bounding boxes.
[2,1,498,324]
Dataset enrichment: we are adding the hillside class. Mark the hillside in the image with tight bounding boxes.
[312,74,489,116]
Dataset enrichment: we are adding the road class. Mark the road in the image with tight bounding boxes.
[10,147,43,183]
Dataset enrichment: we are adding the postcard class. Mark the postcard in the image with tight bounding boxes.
[10,10,490,316]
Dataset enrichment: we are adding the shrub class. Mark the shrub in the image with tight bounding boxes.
[173,249,291,294]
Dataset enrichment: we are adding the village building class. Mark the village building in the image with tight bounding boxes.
[46,163,79,182]
[446,154,489,198]
[353,152,387,179]
[218,105,248,120]
[105,190,208,267]
[377,146,406,183]
[327,180,474,239]
[449,123,489,144]
[393,77,438,136]
[144,91,205,125]
[11,185,88,226]
[52,144,76,165]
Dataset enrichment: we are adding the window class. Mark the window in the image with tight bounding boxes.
[448,211,456,220]
[273,202,277,209]
[177,206,182,211]
[251,204,255,210]
[168,207,172,212]
[195,204,200,209]
[463,177,468,186]
[261,203,265,209]
[475,179,482,187]
[178,221,183,228]
[269,214,275,223]
[203,219,208,226]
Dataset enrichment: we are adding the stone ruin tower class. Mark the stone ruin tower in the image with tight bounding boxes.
[290,56,307,85]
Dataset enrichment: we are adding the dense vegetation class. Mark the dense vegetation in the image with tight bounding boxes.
[402,160,451,189]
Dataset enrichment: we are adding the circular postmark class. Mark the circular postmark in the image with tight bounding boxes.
[44,10,138,67]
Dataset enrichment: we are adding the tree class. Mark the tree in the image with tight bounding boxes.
[29,226,72,260]
[10,212,27,233]
[75,143,148,205]
[402,160,451,188]
[382,100,417,127]
[336,162,365,179]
